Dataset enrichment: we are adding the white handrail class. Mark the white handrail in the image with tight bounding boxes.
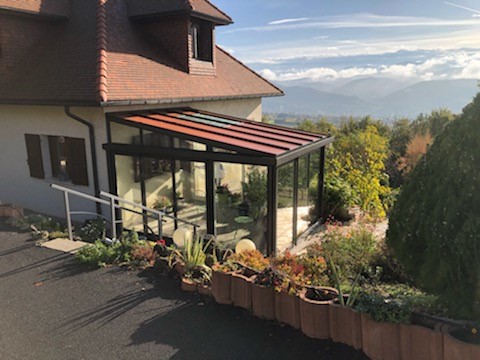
[51,184,199,242]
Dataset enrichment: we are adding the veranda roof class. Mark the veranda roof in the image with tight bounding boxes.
[112,108,333,164]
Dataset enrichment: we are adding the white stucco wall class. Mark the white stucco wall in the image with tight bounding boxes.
[0,97,263,219]
[104,97,263,122]
[0,105,107,218]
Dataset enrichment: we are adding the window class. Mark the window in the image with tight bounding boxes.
[191,20,213,62]
[24,134,89,186]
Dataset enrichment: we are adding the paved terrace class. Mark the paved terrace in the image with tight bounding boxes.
[0,219,366,360]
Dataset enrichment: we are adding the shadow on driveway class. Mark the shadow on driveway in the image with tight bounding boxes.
[0,219,367,360]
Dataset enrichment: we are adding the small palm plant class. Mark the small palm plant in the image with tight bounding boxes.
[167,235,213,283]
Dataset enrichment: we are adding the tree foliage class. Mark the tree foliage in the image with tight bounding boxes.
[387,95,480,320]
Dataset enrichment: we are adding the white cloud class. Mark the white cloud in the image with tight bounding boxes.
[224,13,480,34]
[235,29,480,65]
[259,51,480,82]
[444,2,480,16]
[268,17,309,25]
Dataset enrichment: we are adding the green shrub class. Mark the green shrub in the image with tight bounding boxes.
[356,283,446,323]
[13,214,63,232]
[310,174,354,220]
[320,227,377,306]
[78,218,107,243]
[76,231,140,267]
[242,168,267,219]
[387,93,480,320]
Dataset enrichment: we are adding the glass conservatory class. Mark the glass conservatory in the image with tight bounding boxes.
[104,108,333,255]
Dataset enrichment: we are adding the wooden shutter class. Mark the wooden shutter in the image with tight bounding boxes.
[65,137,89,186]
[24,134,45,179]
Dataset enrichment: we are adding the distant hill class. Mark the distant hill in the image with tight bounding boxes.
[263,86,373,116]
[375,79,478,118]
[264,79,479,120]
[335,77,414,102]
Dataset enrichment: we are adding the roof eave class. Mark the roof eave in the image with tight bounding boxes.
[0,6,69,21]
[100,92,284,108]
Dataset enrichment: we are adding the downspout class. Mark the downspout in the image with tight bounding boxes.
[64,106,102,215]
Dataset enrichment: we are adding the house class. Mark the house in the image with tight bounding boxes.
[0,0,333,254]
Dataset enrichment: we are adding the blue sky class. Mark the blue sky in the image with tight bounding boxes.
[214,0,480,84]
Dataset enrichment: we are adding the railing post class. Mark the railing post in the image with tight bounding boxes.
[64,191,73,241]
[157,213,163,241]
[110,197,117,240]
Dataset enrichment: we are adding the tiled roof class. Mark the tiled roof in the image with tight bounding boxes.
[127,0,232,24]
[0,0,281,106]
[0,0,70,18]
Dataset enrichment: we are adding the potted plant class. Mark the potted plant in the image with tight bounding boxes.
[182,266,212,294]
[297,243,337,339]
[229,250,269,310]
[153,195,173,213]
[442,323,480,360]
[299,286,339,339]
[252,268,282,320]
[356,292,405,360]
[165,235,212,291]
[211,262,235,305]
[272,252,313,329]
[322,228,377,350]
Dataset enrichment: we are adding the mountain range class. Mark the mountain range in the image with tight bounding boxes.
[263,78,479,120]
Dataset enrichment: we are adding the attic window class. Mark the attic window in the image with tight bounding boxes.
[191,20,213,62]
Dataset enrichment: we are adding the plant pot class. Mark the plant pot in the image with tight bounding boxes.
[197,283,212,297]
[231,272,255,310]
[442,325,480,360]
[173,262,186,276]
[0,204,24,219]
[181,278,197,292]
[361,313,401,360]
[211,269,233,305]
[252,283,275,320]
[274,291,301,329]
[329,303,363,350]
[399,323,444,360]
[299,288,337,339]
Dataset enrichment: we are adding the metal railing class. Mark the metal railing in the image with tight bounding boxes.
[51,184,199,241]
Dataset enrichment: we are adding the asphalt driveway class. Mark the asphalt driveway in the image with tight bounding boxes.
[0,219,366,360]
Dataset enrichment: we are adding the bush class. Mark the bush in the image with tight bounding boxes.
[78,218,107,243]
[76,231,140,267]
[320,227,377,306]
[13,214,63,232]
[317,174,354,220]
[355,283,446,323]
[387,93,480,320]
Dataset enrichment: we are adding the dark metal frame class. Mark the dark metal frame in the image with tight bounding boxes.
[104,113,333,255]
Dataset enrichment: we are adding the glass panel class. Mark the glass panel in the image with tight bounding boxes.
[277,162,294,253]
[144,157,175,240]
[215,163,268,253]
[110,121,140,144]
[115,155,144,232]
[213,147,237,154]
[175,160,207,237]
[297,155,312,238]
[142,131,171,148]
[173,137,206,151]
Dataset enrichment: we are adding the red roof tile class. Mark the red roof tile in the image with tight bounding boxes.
[127,0,232,24]
[0,0,281,106]
[0,0,70,18]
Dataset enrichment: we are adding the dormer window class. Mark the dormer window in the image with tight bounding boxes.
[191,19,213,62]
